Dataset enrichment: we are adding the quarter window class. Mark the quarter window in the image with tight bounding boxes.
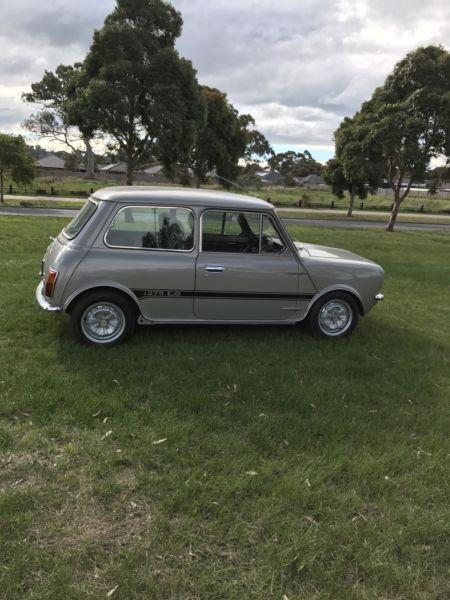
[63,199,98,239]
[105,206,194,251]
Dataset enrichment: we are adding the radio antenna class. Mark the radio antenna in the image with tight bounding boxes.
[174,164,264,200]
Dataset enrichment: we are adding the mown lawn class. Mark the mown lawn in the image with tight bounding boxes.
[0,216,449,599]
[5,176,450,214]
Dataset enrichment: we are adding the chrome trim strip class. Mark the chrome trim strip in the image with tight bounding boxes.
[35,280,62,312]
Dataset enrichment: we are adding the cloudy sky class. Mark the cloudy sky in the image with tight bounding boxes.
[1,0,449,162]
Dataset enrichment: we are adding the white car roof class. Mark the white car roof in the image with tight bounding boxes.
[93,186,273,211]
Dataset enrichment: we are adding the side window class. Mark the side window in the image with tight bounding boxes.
[261,215,286,254]
[202,211,261,253]
[105,206,194,250]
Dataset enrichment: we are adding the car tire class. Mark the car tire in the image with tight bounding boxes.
[305,291,359,339]
[70,290,137,346]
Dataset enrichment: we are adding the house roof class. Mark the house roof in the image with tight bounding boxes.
[143,165,164,175]
[36,155,66,169]
[295,174,325,185]
[99,162,128,173]
[255,170,282,182]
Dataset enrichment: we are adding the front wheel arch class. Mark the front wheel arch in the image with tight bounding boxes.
[304,290,360,338]
[305,288,364,318]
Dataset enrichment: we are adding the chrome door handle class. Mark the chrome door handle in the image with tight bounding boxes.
[205,265,224,273]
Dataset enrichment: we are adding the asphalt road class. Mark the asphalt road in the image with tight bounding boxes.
[1,205,450,232]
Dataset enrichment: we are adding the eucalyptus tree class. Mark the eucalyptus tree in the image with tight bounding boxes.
[22,64,97,178]
[0,134,35,202]
[73,0,205,185]
[326,115,383,217]
[189,86,268,188]
[345,45,450,231]
[323,158,367,216]
[268,150,323,178]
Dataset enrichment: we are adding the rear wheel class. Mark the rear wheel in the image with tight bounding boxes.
[306,292,359,339]
[70,291,137,346]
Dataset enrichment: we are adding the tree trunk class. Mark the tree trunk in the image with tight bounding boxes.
[0,168,3,203]
[386,192,401,231]
[84,138,95,179]
[126,154,134,186]
[347,189,355,217]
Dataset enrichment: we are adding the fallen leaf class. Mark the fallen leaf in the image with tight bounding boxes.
[245,470,257,476]
[106,585,118,597]
[101,430,112,441]
[152,438,167,445]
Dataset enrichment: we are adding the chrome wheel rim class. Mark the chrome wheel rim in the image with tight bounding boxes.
[318,299,352,336]
[81,302,126,344]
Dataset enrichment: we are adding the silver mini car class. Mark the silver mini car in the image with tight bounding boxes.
[36,187,384,346]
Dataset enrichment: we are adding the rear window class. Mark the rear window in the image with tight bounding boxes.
[63,199,98,239]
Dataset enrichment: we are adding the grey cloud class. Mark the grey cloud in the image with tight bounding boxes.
[1,0,114,48]
[0,0,449,153]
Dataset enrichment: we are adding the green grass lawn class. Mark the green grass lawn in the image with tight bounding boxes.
[2,198,84,210]
[5,176,450,214]
[0,217,449,599]
[257,187,450,214]
[277,209,450,225]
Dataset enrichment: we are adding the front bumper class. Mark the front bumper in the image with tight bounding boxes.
[36,280,62,312]
[374,293,384,302]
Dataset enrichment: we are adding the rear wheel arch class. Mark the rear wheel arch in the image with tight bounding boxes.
[65,286,141,317]
[68,288,140,346]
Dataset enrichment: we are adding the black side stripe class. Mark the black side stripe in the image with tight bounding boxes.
[132,289,315,301]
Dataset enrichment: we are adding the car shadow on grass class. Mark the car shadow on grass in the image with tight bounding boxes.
[50,314,448,421]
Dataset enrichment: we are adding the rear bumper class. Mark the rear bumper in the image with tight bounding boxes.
[36,280,62,312]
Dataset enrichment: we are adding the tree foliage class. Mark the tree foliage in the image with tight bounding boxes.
[0,134,35,202]
[339,45,450,230]
[188,86,263,188]
[325,115,383,216]
[73,0,205,185]
[22,64,97,178]
[268,150,323,178]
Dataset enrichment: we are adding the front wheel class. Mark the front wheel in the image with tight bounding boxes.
[70,291,137,346]
[305,292,359,339]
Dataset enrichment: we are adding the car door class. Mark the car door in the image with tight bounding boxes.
[102,204,197,321]
[194,210,305,321]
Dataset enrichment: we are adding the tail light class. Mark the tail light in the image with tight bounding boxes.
[45,269,59,298]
